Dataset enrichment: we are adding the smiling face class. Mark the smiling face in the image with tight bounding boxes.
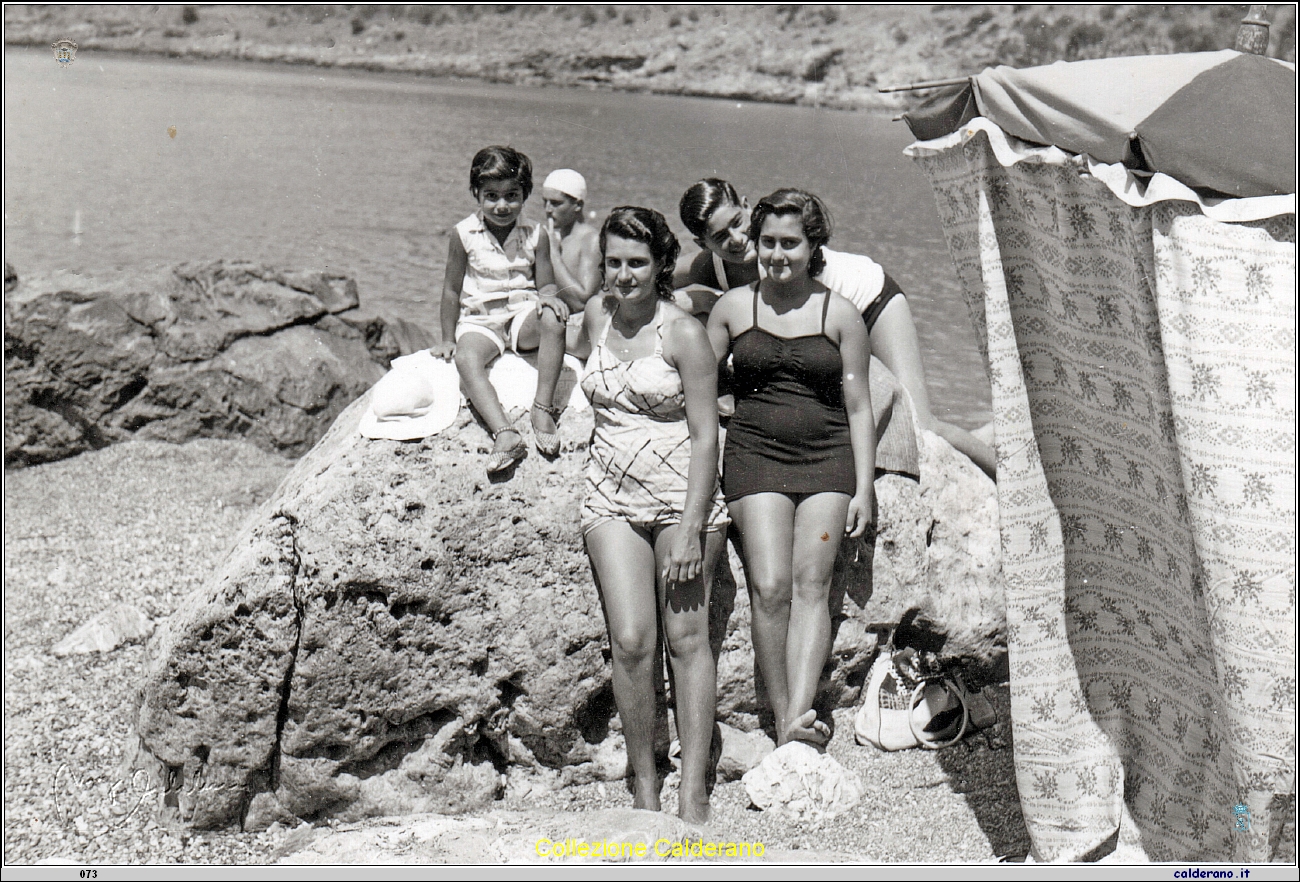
[699,201,756,264]
[602,234,659,306]
[475,177,526,231]
[755,212,812,284]
[542,188,582,229]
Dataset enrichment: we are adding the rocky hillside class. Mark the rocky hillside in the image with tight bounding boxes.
[6,5,1295,110]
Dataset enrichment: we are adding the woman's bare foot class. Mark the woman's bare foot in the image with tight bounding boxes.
[781,709,830,747]
[678,794,711,826]
[631,775,661,813]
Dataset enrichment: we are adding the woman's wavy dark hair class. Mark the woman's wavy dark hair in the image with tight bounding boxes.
[748,188,833,277]
[469,145,533,200]
[679,178,742,239]
[600,207,680,300]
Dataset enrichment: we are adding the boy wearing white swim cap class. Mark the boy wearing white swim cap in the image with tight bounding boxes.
[542,169,601,326]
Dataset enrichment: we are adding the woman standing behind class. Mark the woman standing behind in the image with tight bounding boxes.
[573,207,728,824]
[706,189,875,746]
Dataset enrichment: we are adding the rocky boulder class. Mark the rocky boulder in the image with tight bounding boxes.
[134,379,1004,829]
[4,261,433,467]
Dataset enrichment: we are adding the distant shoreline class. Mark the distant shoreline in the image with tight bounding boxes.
[3,38,893,113]
[9,5,1285,114]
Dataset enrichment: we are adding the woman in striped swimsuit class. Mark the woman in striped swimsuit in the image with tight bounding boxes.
[572,206,727,824]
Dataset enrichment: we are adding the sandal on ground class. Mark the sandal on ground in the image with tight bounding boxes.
[486,427,527,475]
[530,400,563,457]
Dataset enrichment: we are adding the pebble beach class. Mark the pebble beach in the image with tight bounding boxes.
[4,438,1031,865]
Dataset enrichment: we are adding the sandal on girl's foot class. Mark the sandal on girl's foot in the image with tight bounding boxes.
[486,427,527,475]
[530,401,563,457]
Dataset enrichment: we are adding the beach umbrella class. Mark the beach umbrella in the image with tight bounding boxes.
[900,50,1296,198]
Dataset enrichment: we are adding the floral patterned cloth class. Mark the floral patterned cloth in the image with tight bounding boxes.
[907,120,1295,862]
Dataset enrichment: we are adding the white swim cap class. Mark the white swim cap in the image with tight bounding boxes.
[542,169,587,202]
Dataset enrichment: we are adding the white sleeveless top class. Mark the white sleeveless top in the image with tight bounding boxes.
[711,247,886,313]
[455,212,542,315]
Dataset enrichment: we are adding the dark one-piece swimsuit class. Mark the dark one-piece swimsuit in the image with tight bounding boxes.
[723,285,855,503]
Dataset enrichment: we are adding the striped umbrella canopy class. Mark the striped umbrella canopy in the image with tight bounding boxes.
[905,50,1296,198]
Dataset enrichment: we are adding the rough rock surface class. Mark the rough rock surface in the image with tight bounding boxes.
[3,261,431,467]
[134,384,1004,829]
[741,742,864,821]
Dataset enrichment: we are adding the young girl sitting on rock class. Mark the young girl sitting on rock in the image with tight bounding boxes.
[431,145,570,474]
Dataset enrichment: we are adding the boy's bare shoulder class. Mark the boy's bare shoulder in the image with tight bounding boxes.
[571,222,601,249]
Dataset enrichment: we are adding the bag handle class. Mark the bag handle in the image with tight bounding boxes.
[908,678,970,750]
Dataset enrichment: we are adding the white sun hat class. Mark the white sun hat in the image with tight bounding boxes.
[359,352,462,441]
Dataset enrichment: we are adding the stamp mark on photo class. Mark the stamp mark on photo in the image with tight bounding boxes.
[52,39,78,67]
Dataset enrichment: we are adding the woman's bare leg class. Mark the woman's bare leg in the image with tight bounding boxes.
[728,493,796,742]
[784,492,851,746]
[585,520,661,811]
[654,526,726,824]
[870,295,997,481]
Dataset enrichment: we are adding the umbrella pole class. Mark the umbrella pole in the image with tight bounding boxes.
[1235,5,1272,55]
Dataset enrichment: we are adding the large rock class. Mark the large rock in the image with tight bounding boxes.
[134,385,1004,828]
[134,394,611,829]
[3,261,429,467]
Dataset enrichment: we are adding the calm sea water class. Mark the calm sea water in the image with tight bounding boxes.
[4,48,989,426]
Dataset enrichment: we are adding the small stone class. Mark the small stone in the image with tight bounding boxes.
[590,732,628,782]
[51,605,154,657]
[715,721,775,782]
[741,742,864,820]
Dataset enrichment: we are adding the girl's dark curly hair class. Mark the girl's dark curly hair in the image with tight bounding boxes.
[748,188,833,277]
[600,206,680,301]
[469,145,533,200]
[679,178,742,239]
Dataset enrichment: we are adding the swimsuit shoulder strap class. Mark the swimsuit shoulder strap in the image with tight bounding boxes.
[820,288,832,336]
[751,282,762,332]
[596,307,616,351]
[653,300,666,358]
[712,252,730,291]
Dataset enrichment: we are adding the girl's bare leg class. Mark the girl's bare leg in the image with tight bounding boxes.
[453,333,517,452]
[654,526,726,825]
[585,521,661,812]
[516,309,566,437]
[728,493,796,743]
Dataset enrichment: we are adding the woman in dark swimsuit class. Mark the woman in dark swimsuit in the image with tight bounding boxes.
[677,178,996,481]
[705,189,875,746]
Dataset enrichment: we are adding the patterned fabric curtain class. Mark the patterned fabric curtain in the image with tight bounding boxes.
[907,119,1295,862]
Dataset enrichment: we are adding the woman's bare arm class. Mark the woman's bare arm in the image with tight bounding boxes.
[569,294,603,362]
[832,296,876,538]
[704,288,744,364]
[661,308,722,582]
